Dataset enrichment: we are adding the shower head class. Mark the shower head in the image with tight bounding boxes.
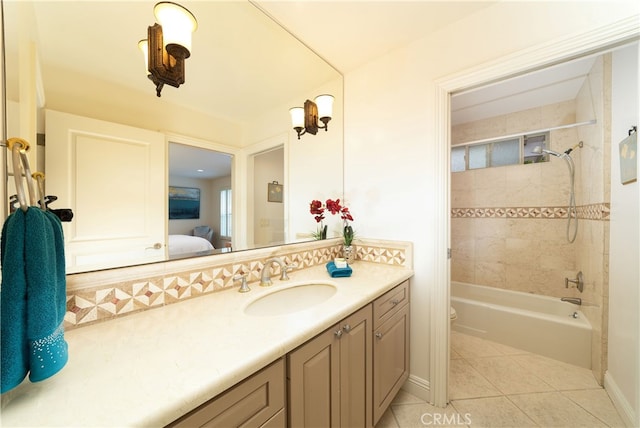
[532,141,584,158]
[532,146,563,157]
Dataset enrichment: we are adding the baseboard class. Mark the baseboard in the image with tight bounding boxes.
[604,371,637,427]
[401,374,431,403]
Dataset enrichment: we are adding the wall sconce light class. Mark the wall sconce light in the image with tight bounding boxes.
[139,2,197,97]
[289,94,334,139]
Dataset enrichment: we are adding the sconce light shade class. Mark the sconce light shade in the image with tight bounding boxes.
[290,94,334,140]
[138,40,150,76]
[140,2,197,97]
[289,107,305,132]
[154,2,197,57]
[314,94,334,121]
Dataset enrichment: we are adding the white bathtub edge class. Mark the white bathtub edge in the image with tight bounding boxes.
[604,371,637,428]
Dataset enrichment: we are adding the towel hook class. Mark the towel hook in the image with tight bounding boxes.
[7,138,37,212]
[32,172,47,210]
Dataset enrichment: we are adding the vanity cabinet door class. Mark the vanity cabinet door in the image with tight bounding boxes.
[372,303,410,425]
[169,358,285,428]
[288,305,373,428]
[339,305,373,427]
[372,280,411,424]
[287,323,341,427]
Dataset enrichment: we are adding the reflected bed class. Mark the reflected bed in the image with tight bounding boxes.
[168,235,214,257]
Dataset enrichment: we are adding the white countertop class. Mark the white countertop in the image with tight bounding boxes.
[0,262,413,427]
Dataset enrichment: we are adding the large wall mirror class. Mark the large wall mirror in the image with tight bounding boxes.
[3,1,344,273]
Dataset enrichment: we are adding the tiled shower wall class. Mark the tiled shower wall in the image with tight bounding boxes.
[451,55,611,382]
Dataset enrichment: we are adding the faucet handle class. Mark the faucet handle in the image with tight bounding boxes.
[234,274,250,293]
[280,262,298,281]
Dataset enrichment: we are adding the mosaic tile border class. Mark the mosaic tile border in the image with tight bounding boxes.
[451,202,610,220]
[64,240,410,330]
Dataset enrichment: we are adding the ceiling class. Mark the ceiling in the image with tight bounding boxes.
[169,143,232,180]
[5,1,338,125]
[7,1,600,146]
[450,55,597,125]
[254,1,498,73]
[255,1,597,126]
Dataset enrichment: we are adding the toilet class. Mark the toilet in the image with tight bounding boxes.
[450,306,457,326]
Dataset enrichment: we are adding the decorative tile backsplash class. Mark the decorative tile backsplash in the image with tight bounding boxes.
[64,239,412,329]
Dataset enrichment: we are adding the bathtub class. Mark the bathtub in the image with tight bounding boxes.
[451,281,592,369]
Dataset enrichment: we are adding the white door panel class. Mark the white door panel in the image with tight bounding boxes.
[46,109,166,273]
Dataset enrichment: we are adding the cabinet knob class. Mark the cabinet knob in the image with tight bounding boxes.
[334,330,343,338]
[342,324,351,333]
[391,299,400,306]
[375,332,383,339]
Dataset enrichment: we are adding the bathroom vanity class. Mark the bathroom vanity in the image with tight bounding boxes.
[0,261,412,427]
[171,280,410,427]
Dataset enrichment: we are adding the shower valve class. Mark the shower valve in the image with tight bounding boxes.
[565,271,584,293]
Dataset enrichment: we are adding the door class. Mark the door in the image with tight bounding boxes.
[45,109,166,273]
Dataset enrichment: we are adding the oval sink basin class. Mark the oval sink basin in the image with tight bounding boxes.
[245,283,337,316]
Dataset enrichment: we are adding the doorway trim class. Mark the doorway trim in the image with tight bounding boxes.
[430,15,640,407]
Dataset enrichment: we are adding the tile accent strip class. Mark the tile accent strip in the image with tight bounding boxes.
[64,239,410,330]
[451,202,610,220]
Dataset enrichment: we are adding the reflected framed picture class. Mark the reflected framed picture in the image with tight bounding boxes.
[169,186,200,219]
[268,181,283,203]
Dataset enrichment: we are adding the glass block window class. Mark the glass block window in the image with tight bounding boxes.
[451,146,466,172]
[468,144,488,169]
[452,131,549,172]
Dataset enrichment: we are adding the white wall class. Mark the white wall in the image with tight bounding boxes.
[606,42,639,427]
[344,1,639,402]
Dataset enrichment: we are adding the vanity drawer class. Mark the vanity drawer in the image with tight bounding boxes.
[373,280,409,328]
[169,358,285,427]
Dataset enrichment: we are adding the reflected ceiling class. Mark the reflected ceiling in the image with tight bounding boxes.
[5,1,338,125]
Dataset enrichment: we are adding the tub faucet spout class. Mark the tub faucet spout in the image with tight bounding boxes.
[561,297,582,306]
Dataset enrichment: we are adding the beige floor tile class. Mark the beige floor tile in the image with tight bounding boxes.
[392,390,427,405]
[451,396,537,427]
[465,356,555,395]
[449,359,501,400]
[511,354,601,390]
[451,347,463,359]
[562,389,626,427]
[483,339,529,356]
[451,331,507,358]
[508,391,607,427]
[375,407,400,428]
[391,402,467,428]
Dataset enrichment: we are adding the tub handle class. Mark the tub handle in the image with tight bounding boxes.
[565,271,584,292]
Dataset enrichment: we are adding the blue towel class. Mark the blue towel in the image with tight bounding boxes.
[326,261,353,278]
[1,208,69,393]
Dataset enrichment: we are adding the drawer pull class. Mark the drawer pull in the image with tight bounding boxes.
[391,299,400,306]
[335,330,343,338]
[342,324,351,333]
[375,332,383,339]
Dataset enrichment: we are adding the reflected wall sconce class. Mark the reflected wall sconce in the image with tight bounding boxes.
[289,94,334,139]
[139,2,197,97]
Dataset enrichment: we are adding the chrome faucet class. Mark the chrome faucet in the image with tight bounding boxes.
[561,297,582,306]
[260,257,296,287]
